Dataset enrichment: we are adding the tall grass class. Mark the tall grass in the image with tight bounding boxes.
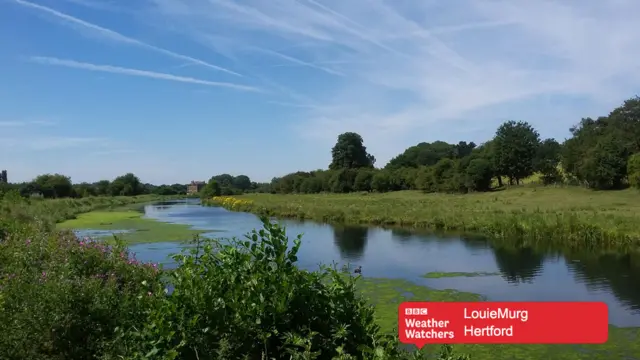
[207,187,640,251]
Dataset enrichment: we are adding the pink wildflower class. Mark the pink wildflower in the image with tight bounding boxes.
[25,239,31,245]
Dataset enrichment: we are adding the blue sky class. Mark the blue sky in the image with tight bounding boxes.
[2,0,640,185]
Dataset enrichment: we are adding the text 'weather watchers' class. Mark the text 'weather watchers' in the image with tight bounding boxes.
[398,302,608,347]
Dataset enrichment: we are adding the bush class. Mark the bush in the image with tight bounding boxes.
[0,230,161,360]
[111,219,469,360]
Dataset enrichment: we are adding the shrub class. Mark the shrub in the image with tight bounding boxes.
[628,153,640,189]
[110,219,469,360]
[0,230,162,360]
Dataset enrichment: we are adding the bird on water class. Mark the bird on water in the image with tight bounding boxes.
[354,266,362,274]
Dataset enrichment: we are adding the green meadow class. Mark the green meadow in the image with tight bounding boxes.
[216,186,640,251]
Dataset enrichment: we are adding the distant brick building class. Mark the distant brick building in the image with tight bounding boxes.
[0,170,7,183]
[187,180,205,195]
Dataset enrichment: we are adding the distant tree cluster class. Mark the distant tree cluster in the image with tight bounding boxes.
[266,96,640,194]
[196,173,268,200]
[0,172,188,199]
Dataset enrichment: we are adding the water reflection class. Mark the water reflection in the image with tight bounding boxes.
[567,252,640,312]
[492,246,545,284]
[128,200,640,327]
[333,225,369,261]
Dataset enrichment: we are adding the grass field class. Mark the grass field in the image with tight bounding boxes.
[57,210,206,243]
[358,276,640,360]
[218,186,640,251]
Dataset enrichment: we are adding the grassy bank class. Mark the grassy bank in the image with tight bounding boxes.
[57,210,207,243]
[206,187,640,251]
[1,194,181,226]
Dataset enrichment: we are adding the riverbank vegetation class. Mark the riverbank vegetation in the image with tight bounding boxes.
[207,186,640,250]
[202,97,640,249]
[1,193,470,359]
[0,193,180,237]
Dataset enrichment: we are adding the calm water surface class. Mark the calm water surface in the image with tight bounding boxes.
[123,199,640,327]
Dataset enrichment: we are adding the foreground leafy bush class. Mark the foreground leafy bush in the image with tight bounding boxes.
[0,230,161,360]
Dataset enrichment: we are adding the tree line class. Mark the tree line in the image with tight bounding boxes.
[0,173,187,199]
[3,96,639,199]
[263,96,640,194]
[0,171,267,200]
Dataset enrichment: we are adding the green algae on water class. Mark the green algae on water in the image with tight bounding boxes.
[422,271,500,278]
[57,210,206,243]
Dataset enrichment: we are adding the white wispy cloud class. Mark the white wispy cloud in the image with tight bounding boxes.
[11,0,242,77]
[29,57,262,92]
[146,0,640,163]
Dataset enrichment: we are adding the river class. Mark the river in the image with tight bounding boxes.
[122,199,640,328]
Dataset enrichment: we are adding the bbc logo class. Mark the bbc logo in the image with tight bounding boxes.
[405,308,428,315]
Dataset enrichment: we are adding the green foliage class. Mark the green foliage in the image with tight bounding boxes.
[110,173,144,196]
[534,139,562,185]
[353,169,374,192]
[261,97,640,195]
[627,153,640,189]
[200,177,222,199]
[561,97,640,189]
[1,195,469,360]
[386,141,475,169]
[32,173,73,198]
[464,159,493,192]
[493,121,540,184]
[0,226,162,360]
[577,135,628,190]
[3,173,189,201]
[329,132,376,170]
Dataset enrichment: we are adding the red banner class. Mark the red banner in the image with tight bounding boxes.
[398,302,608,347]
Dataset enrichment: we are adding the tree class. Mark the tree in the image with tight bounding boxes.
[535,138,562,185]
[200,177,222,199]
[578,135,627,189]
[232,175,252,192]
[93,180,111,196]
[353,169,374,192]
[329,132,375,170]
[109,173,142,196]
[385,141,458,169]
[213,174,234,188]
[33,173,73,198]
[493,121,540,185]
[464,158,493,191]
[628,153,640,189]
